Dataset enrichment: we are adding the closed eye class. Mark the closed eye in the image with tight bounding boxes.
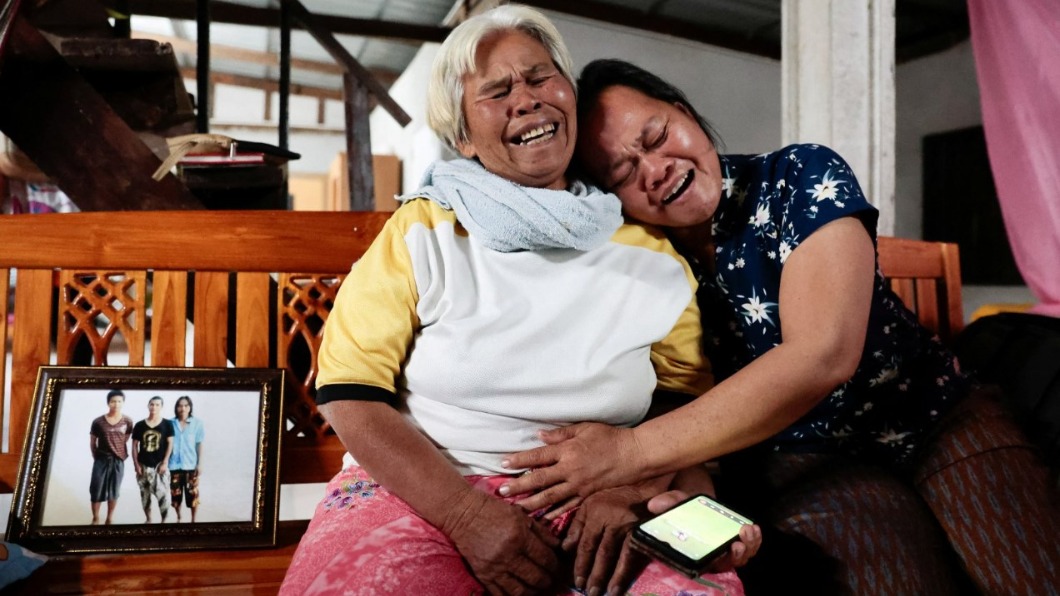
[609,162,635,190]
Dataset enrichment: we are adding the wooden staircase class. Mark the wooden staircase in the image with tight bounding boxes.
[0,0,204,210]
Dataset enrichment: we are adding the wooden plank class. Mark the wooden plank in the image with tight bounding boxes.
[9,520,309,595]
[915,278,940,336]
[120,0,451,43]
[0,14,203,211]
[890,278,916,314]
[0,211,389,273]
[0,267,8,438]
[941,242,964,337]
[140,32,344,75]
[344,74,374,210]
[8,270,51,466]
[151,271,188,366]
[123,271,148,366]
[235,272,271,367]
[281,440,346,485]
[193,272,229,367]
[877,236,943,278]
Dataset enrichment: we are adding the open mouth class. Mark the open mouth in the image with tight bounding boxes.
[662,170,694,205]
[512,123,557,146]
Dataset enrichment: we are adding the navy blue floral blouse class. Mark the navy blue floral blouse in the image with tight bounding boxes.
[693,144,969,467]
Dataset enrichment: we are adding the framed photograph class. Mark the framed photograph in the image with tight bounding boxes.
[7,366,285,554]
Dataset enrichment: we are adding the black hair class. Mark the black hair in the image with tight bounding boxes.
[576,59,724,151]
[148,395,164,405]
[106,389,125,403]
[174,395,194,418]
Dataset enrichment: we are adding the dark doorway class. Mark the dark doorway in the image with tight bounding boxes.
[922,125,1024,285]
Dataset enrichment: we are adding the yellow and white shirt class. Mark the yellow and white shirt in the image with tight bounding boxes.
[317,198,712,475]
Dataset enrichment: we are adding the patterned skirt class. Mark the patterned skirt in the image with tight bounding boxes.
[281,465,745,596]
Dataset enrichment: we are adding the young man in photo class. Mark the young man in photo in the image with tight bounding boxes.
[132,396,174,523]
[89,389,134,525]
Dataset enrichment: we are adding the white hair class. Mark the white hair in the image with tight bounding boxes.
[426,4,575,150]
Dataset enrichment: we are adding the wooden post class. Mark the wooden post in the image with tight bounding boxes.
[344,73,373,211]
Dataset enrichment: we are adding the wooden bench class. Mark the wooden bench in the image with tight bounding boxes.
[0,210,389,593]
[877,236,964,343]
[0,213,962,593]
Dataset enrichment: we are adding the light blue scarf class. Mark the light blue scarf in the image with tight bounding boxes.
[398,158,623,252]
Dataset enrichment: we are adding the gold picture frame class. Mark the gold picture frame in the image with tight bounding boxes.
[7,366,285,554]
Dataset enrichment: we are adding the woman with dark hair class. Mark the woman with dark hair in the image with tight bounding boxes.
[282,9,760,594]
[503,58,1060,595]
[169,395,204,523]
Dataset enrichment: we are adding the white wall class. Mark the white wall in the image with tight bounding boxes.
[894,39,983,239]
[367,11,783,194]
[550,12,782,155]
[201,16,984,240]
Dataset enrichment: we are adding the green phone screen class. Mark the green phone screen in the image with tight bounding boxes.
[638,495,752,561]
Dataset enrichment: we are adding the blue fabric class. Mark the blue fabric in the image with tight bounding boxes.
[0,541,47,588]
[168,417,205,471]
[398,158,623,252]
[697,144,968,466]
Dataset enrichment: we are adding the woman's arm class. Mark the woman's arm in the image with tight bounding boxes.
[502,217,875,506]
[320,400,560,594]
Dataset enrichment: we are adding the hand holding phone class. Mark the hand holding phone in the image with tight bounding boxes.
[629,493,754,578]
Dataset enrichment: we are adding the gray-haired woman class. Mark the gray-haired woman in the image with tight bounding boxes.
[282,5,756,596]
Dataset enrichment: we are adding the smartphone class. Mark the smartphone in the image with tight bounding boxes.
[629,493,754,578]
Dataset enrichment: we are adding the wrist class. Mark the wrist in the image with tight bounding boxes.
[626,426,655,479]
[436,486,487,540]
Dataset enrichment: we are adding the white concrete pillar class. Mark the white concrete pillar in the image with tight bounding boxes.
[782,0,896,235]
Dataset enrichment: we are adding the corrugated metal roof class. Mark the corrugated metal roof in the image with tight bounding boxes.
[128,0,968,100]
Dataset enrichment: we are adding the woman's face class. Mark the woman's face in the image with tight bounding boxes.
[577,85,723,228]
[456,30,576,190]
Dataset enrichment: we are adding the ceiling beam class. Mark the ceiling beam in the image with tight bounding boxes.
[136,31,346,75]
[112,0,451,44]
[178,67,346,101]
[518,0,780,60]
[178,67,398,99]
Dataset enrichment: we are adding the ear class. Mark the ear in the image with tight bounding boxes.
[455,138,477,159]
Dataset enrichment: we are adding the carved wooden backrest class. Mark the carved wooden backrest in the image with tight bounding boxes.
[877,236,964,343]
[0,210,391,491]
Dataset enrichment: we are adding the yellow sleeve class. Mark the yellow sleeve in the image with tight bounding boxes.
[315,204,423,402]
[649,237,714,396]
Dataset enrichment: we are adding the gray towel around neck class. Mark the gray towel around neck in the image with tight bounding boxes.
[398,158,623,252]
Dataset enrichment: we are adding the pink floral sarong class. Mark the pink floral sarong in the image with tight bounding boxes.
[281,466,744,595]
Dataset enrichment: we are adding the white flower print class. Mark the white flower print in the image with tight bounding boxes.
[809,169,845,202]
[778,241,792,263]
[831,426,853,440]
[870,367,898,386]
[750,204,770,227]
[735,258,746,269]
[740,291,778,327]
[767,250,777,260]
[722,176,735,197]
[876,429,911,445]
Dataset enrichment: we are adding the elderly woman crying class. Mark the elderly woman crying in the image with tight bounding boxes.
[280,5,756,596]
